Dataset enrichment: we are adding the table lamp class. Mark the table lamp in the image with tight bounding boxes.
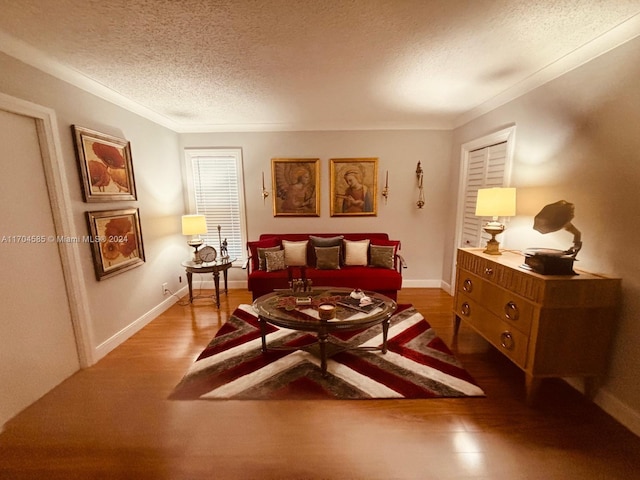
[475,187,516,255]
[182,214,207,261]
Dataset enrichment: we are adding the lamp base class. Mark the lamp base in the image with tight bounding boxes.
[483,238,501,255]
[482,223,505,255]
[188,239,203,263]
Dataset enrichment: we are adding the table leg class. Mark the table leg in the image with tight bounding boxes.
[186,271,193,303]
[213,270,221,308]
[259,317,268,353]
[223,268,229,294]
[381,318,391,354]
[318,330,329,376]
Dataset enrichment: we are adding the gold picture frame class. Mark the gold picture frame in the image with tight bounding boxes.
[330,158,378,216]
[72,125,137,202]
[271,158,320,217]
[86,208,145,280]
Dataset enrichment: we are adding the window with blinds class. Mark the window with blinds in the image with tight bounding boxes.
[460,141,509,247]
[184,148,247,263]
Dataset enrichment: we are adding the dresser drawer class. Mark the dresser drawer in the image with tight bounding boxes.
[457,268,534,336]
[455,294,529,369]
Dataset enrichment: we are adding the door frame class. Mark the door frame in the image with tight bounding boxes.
[451,125,517,288]
[0,92,94,367]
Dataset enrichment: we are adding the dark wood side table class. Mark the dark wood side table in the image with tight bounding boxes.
[181,258,235,308]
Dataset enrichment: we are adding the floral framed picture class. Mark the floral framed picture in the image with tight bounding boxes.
[330,158,378,216]
[86,208,145,280]
[271,158,320,217]
[72,125,137,202]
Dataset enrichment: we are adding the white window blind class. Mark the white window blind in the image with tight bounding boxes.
[185,148,247,262]
[461,141,509,247]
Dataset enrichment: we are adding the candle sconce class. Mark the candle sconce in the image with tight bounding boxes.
[261,171,270,203]
[416,162,425,208]
[381,170,389,204]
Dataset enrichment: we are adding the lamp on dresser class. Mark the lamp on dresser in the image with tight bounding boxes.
[475,187,516,255]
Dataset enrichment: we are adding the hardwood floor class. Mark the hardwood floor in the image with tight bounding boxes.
[1,288,639,479]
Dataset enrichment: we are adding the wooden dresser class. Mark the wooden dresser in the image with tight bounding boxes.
[453,248,620,404]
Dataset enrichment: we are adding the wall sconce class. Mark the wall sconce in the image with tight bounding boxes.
[475,187,516,255]
[416,162,425,208]
[181,214,208,261]
[261,171,270,203]
[381,170,389,204]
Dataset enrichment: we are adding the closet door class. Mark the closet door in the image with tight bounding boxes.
[460,141,509,248]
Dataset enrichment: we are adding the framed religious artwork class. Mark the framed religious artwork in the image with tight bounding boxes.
[72,125,137,202]
[329,158,378,216]
[86,208,145,280]
[271,158,320,217]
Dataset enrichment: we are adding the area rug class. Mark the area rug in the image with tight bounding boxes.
[169,304,485,400]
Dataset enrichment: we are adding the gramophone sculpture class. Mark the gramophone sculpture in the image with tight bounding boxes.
[522,200,582,275]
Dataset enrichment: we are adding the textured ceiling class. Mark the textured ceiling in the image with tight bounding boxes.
[0,0,639,132]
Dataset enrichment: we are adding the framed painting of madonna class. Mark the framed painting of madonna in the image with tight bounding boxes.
[271,158,320,217]
[330,158,378,216]
[86,208,145,280]
[72,125,137,202]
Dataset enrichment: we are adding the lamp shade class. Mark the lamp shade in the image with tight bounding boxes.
[475,188,516,217]
[181,214,207,236]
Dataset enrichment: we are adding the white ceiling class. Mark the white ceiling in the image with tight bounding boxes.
[1,0,639,132]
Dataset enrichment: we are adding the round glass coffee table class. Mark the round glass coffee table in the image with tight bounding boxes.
[253,288,397,375]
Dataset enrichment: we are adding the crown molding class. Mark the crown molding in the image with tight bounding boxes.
[454,13,640,128]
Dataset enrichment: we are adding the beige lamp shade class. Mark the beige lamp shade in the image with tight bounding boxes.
[181,214,207,236]
[475,187,516,218]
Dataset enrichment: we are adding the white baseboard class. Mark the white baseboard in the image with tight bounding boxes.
[401,279,443,289]
[92,286,188,362]
[564,377,640,437]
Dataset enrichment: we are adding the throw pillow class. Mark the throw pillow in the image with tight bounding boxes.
[257,246,282,270]
[343,239,370,266]
[315,246,341,270]
[369,245,395,269]
[309,235,344,248]
[264,249,286,272]
[282,240,308,266]
[309,235,344,266]
[247,237,280,271]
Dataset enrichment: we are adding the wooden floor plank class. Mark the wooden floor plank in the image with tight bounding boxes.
[1,288,639,479]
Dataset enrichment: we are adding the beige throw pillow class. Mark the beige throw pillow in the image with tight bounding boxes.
[282,240,308,266]
[344,239,370,266]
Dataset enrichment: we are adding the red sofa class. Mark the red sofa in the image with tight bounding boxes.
[246,233,406,300]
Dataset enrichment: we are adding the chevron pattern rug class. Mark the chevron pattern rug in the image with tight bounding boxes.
[169,304,484,400]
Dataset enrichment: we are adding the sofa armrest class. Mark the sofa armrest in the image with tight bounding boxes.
[244,255,252,273]
[395,254,407,274]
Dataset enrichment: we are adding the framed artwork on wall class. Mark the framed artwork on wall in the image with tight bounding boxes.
[72,125,137,202]
[330,158,378,216]
[271,158,320,217]
[86,208,145,280]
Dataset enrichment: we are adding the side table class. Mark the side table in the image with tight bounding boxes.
[181,258,235,308]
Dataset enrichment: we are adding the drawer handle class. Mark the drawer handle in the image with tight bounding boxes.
[484,267,494,276]
[463,278,473,292]
[461,302,471,317]
[504,301,520,321]
[500,331,515,350]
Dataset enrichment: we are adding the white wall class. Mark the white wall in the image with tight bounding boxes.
[0,52,188,365]
[446,36,640,434]
[180,129,453,287]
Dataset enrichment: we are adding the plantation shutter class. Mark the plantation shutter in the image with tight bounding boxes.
[460,141,509,247]
[187,149,246,262]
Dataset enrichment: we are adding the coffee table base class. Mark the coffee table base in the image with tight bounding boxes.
[258,316,391,376]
